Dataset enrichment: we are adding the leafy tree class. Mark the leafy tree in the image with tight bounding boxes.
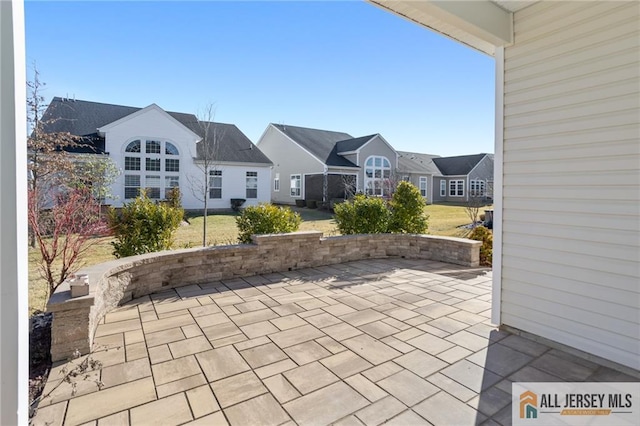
[388,181,428,233]
[73,154,121,209]
[236,204,301,244]
[28,187,107,304]
[333,194,390,235]
[108,191,184,258]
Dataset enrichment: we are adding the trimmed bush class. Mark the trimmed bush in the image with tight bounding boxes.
[388,181,428,234]
[333,194,390,235]
[108,191,184,258]
[236,203,302,244]
[468,225,493,266]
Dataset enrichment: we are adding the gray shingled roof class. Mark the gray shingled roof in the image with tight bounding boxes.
[397,151,442,175]
[40,97,271,164]
[336,134,377,153]
[432,153,489,176]
[271,124,359,168]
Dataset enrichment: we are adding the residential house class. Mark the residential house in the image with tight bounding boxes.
[371,0,639,370]
[39,97,272,210]
[396,150,442,203]
[432,153,494,203]
[256,123,398,204]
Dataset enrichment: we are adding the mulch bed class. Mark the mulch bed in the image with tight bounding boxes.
[29,312,52,419]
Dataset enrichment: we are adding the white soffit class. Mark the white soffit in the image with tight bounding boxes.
[369,0,528,56]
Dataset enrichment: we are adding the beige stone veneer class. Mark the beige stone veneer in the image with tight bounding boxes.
[47,232,480,361]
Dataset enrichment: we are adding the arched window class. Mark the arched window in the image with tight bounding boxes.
[125,140,141,153]
[165,142,179,155]
[364,155,391,196]
[123,139,180,199]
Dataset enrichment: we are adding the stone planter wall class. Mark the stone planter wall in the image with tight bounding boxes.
[47,232,481,361]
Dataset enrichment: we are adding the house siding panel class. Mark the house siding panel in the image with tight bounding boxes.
[256,126,324,204]
[501,1,640,369]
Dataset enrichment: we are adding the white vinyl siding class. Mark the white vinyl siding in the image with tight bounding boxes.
[501,1,640,369]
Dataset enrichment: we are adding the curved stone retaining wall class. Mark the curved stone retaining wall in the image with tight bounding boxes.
[47,232,481,361]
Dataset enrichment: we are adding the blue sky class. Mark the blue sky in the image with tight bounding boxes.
[25,1,495,156]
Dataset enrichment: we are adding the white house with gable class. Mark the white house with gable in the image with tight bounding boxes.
[39,97,272,210]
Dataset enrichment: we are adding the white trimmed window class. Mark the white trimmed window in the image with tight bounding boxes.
[449,180,464,197]
[209,170,222,199]
[364,155,391,196]
[440,180,446,197]
[274,173,280,192]
[290,174,301,198]
[419,177,428,198]
[470,180,486,197]
[246,171,258,199]
[145,175,161,199]
[123,138,180,199]
[124,175,140,199]
[165,176,179,198]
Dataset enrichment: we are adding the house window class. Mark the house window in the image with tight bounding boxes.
[124,157,140,171]
[470,180,485,197]
[449,180,464,197]
[146,158,161,172]
[125,140,141,153]
[145,175,161,199]
[419,177,428,197]
[402,175,410,182]
[290,174,301,198]
[146,140,161,154]
[274,173,280,192]
[165,158,179,172]
[209,170,222,199]
[440,180,446,197]
[246,171,258,199]
[124,175,140,199]
[165,176,179,198]
[165,142,179,155]
[364,155,391,196]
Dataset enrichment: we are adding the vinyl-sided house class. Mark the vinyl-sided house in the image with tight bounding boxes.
[396,150,442,203]
[432,153,494,203]
[39,98,272,210]
[256,123,399,204]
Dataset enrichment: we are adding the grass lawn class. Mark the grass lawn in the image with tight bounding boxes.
[28,203,489,315]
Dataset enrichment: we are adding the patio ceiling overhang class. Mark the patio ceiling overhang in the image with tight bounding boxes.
[368,0,519,56]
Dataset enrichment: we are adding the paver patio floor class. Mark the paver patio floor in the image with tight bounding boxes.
[33,258,638,426]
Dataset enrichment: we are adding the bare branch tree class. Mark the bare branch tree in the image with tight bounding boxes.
[465,189,486,231]
[341,174,357,199]
[187,103,225,246]
[27,64,79,247]
[28,187,108,304]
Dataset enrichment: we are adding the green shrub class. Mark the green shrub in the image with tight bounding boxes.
[388,181,428,234]
[468,225,493,266]
[333,194,390,235]
[108,191,184,258]
[236,203,302,244]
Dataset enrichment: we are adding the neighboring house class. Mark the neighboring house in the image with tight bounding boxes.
[39,97,272,210]
[371,0,640,371]
[431,153,494,203]
[396,151,442,203]
[256,123,398,204]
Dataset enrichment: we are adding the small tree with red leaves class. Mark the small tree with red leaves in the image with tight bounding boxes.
[28,187,108,301]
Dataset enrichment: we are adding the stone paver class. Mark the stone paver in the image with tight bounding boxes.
[33,259,639,426]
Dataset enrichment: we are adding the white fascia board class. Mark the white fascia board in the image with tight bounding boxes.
[337,150,358,155]
[327,165,360,171]
[368,0,513,55]
[270,124,327,168]
[254,124,272,147]
[97,104,201,141]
